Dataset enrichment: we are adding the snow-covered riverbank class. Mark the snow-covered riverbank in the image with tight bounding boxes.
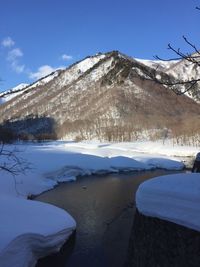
[0,141,198,267]
[2,140,197,197]
[136,173,200,231]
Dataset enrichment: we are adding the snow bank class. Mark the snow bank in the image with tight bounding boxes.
[0,141,187,198]
[103,141,199,157]
[0,195,76,267]
[136,173,200,231]
[61,140,199,157]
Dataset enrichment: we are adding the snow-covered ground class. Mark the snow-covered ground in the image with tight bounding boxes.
[0,140,199,267]
[136,173,200,232]
[0,195,75,267]
[1,140,198,198]
[1,140,196,196]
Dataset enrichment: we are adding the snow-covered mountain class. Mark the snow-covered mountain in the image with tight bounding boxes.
[0,53,106,105]
[136,58,179,72]
[0,83,29,104]
[1,52,199,104]
[165,57,200,101]
[0,51,199,141]
[138,55,200,102]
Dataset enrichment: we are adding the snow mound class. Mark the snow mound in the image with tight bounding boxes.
[0,195,76,267]
[109,156,149,171]
[136,173,200,231]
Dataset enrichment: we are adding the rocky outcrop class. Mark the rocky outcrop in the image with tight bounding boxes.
[126,209,200,267]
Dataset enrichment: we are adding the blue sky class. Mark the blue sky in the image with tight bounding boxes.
[0,0,199,92]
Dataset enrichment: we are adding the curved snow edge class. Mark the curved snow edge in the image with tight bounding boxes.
[136,173,200,232]
[0,228,75,267]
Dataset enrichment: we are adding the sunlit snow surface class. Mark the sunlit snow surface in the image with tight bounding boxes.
[0,83,29,104]
[0,195,75,267]
[0,140,198,198]
[136,58,179,71]
[0,140,198,267]
[136,173,200,231]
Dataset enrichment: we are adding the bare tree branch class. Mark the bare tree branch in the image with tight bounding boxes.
[143,70,199,95]
[0,143,32,196]
[0,144,31,176]
[182,36,200,55]
[146,27,200,95]
[153,55,181,61]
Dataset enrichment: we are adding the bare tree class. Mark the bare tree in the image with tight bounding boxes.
[143,6,200,96]
[0,144,30,176]
[0,143,31,196]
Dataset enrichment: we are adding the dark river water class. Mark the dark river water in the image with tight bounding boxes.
[35,169,185,267]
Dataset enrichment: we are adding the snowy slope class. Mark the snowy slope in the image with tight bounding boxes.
[136,58,179,71]
[27,70,60,90]
[137,56,200,102]
[0,83,29,104]
[46,53,106,89]
[0,53,106,110]
[0,71,62,105]
[166,58,200,101]
[0,83,29,95]
[166,52,200,81]
[0,53,105,106]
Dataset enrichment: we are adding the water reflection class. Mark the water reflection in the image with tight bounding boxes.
[35,170,184,267]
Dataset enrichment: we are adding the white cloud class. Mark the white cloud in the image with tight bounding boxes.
[7,48,23,61]
[6,48,25,73]
[3,42,68,80]
[29,65,65,80]
[11,62,25,73]
[1,37,15,48]
[61,54,73,61]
